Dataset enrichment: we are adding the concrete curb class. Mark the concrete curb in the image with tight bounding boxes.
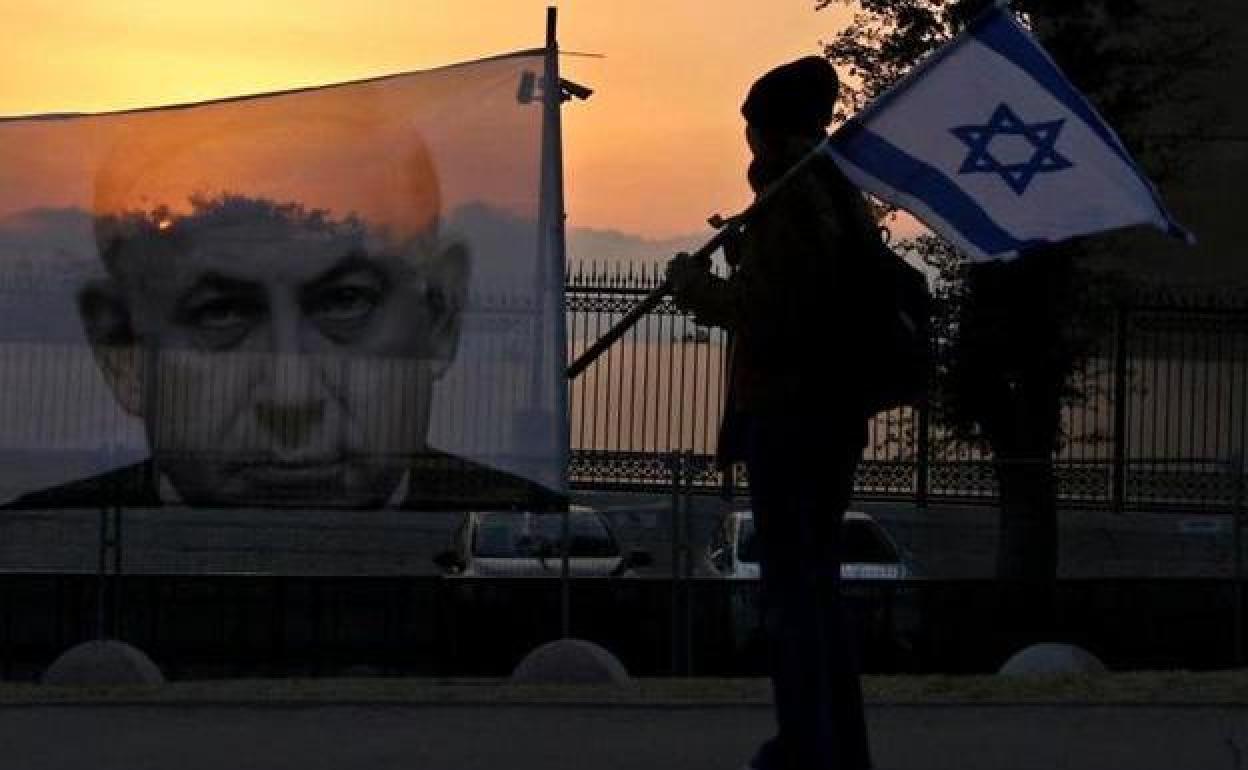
[0,696,1245,709]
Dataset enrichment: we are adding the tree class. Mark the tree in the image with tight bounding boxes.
[820,0,1213,583]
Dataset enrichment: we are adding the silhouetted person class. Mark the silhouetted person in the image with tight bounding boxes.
[667,57,878,770]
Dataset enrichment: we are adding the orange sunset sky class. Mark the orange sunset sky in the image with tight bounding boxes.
[0,1,853,241]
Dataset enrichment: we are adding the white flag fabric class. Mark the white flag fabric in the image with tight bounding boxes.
[0,51,568,510]
[826,5,1193,261]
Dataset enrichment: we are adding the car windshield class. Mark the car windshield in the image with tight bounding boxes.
[843,519,899,563]
[736,517,898,564]
[474,512,619,558]
[738,517,760,563]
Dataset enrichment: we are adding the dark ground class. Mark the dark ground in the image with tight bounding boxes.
[0,701,1244,770]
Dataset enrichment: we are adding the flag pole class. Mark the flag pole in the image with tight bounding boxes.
[566,136,830,380]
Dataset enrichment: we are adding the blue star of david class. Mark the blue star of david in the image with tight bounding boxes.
[951,104,1073,195]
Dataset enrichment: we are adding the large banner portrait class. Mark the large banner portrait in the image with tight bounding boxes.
[0,52,568,512]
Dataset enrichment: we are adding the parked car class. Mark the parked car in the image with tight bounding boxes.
[433,507,653,578]
[710,509,920,672]
[710,510,917,580]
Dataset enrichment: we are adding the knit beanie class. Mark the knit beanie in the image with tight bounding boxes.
[741,56,839,138]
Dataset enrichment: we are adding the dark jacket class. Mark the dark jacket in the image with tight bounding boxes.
[2,452,565,512]
[672,145,879,464]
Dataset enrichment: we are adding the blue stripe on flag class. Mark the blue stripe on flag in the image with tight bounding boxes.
[832,121,1042,257]
[972,10,1195,243]
[971,11,1133,168]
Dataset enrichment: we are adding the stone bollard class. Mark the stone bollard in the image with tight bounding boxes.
[42,640,165,687]
[998,642,1108,676]
[510,638,634,687]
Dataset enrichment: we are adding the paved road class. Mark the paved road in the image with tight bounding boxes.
[1,702,1245,770]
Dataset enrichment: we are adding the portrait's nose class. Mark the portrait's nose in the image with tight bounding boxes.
[255,351,329,451]
[246,297,341,452]
[267,300,305,357]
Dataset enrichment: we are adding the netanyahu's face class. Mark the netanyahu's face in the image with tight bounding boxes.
[83,202,467,508]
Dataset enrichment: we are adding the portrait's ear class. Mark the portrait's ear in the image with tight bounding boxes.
[78,279,144,416]
[424,241,469,378]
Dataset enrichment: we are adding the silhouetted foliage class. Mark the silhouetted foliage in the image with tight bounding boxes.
[819,0,1213,581]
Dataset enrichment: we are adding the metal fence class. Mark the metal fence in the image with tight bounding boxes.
[0,267,1245,679]
[567,264,1248,513]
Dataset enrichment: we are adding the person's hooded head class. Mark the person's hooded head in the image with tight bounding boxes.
[79,104,468,508]
[741,56,840,188]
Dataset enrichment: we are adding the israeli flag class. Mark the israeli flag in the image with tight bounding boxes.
[826,3,1194,261]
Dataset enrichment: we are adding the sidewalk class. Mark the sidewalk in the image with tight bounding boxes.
[2,681,1245,770]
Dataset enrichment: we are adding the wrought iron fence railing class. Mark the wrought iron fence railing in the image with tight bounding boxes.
[567,265,1248,512]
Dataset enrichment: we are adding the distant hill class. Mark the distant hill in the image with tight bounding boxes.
[566,226,710,273]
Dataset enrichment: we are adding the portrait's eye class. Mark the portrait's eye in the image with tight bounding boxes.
[303,267,389,341]
[186,297,259,330]
[308,286,382,323]
[176,291,265,349]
